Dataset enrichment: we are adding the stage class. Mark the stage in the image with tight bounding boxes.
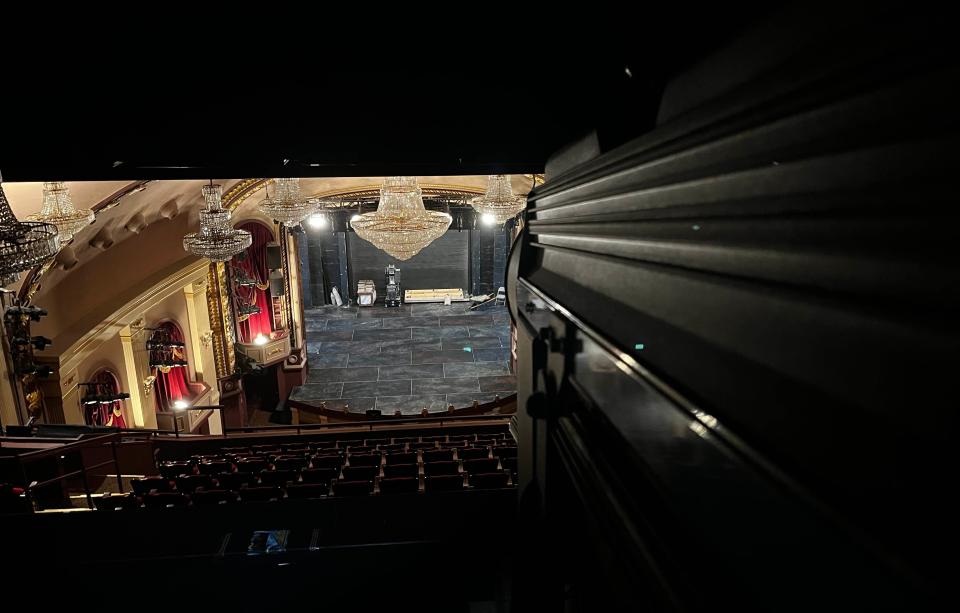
[292,302,514,414]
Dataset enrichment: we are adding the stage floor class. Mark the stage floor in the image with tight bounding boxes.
[292,302,515,414]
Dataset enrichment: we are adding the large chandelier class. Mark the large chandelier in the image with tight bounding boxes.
[471,175,526,225]
[26,181,95,243]
[182,182,252,262]
[258,177,316,227]
[351,177,452,261]
[0,173,60,284]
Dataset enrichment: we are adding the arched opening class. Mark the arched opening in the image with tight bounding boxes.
[150,320,193,412]
[83,368,126,428]
[233,221,275,343]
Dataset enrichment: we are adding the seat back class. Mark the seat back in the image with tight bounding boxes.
[192,489,236,505]
[274,456,308,471]
[458,447,490,461]
[334,480,372,496]
[218,471,255,490]
[159,461,194,479]
[383,464,418,479]
[424,461,459,476]
[379,477,419,495]
[301,468,338,485]
[347,453,381,467]
[470,472,510,489]
[286,483,330,500]
[131,476,173,496]
[259,469,298,487]
[422,449,454,463]
[144,492,189,509]
[176,474,217,493]
[94,493,138,511]
[239,486,282,502]
[464,458,500,474]
[342,465,378,481]
[385,452,417,465]
[425,475,463,492]
[310,454,342,470]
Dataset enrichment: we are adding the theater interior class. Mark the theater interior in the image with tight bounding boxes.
[0,6,955,611]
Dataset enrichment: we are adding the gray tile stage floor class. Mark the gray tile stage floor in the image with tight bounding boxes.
[291,302,515,414]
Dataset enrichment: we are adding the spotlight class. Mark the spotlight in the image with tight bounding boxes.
[173,400,190,410]
[481,213,496,226]
[29,336,52,350]
[307,214,327,229]
[254,334,269,346]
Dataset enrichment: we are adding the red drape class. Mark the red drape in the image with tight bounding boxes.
[85,369,126,428]
[154,322,192,411]
[236,222,274,342]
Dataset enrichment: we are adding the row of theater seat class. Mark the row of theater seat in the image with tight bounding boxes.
[99,471,513,510]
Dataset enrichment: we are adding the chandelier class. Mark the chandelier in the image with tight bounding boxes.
[26,182,95,243]
[258,177,317,227]
[471,175,526,225]
[0,172,60,284]
[182,182,252,262]
[351,177,452,261]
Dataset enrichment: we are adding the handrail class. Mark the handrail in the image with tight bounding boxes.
[225,412,513,436]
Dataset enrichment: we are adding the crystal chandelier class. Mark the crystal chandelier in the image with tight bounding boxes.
[351,177,452,261]
[26,182,95,243]
[0,172,60,284]
[182,182,252,262]
[471,175,526,225]
[258,177,317,227]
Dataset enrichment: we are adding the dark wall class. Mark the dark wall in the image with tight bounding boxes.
[347,231,470,298]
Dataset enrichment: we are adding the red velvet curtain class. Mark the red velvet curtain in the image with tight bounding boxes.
[236,222,274,342]
[154,322,192,411]
[85,369,126,428]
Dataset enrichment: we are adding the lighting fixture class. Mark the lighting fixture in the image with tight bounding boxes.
[0,171,60,284]
[471,175,526,225]
[307,213,327,229]
[183,182,252,262]
[351,177,452,260]
[481,213,496,226]
[26,181,95,243]
[173,400,190,410]
[258,178,317,227]
[253,334,269,346]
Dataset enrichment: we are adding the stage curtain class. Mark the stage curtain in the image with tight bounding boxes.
[235,222,274,342]
[154,322,193,411]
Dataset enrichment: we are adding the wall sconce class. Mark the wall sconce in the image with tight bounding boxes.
[199,330,213,347]
[142,375,156,396]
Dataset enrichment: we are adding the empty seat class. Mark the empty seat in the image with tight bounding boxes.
[393,436,418,444]
[176,474,218,493]
[364,438,389,446]
[259,469,298,487]
[301,468,338,485]
[409,441,437,450]
[222,446,250,455]
[144,492,189,509]
[493,447,517,459]
[347,453,381,467]
[383,463,418,479]
[286,483,330,500]
[421,435,447,443]
[274,456,308,471]
[159,461,194,480]
[237,458,268,473]
[251,445,281,455]
[337,439,363,449]
[458,447,490,461]
[218,471,255,490]
[379,444,406,453]
[192,489,236,505]
[425,475,463,492]
[424,461,459,476]
[500,457,517,473]
[422,449,454,463]
[379,477,419,495]
[281,443,308,453]
[198,460,232,475]
[310,455,342,470]
[470,472,510,489]
[385,452,417,465]
[448,434,475,442]
[347,445,375,455]
[333,480,372,496]
[131,477,173,496]
[342,466,378,481]
[239,486,282,502]
[464,458,500,474]
[310,441,338,451]
[94,493,138,511]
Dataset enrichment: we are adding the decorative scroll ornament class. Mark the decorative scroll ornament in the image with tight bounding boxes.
[0,172,60,285]
[26,181,95,243]
[470,174,526,225]
[351,177,452,261]
[183,182,252,262]
[258,178,317,227]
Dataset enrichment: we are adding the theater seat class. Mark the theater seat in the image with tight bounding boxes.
[239,486,282,502]
[286,483,330,500]
[218,471,256,490]
[464,458,500,474]
[237,458,268,473]
[347,453,381,467]
[259,469,298,487]
[310,455,341,470]
[493,447,517,459]
[342,466,378,481]
[425,475,464,492]
[144,492,189,509]
[274,456,308,471]
[424,461,460,476]
[422,449,454,463]
[379,444,406,453]
[379,477,419,495]
[301,468,338,485]
[383,464,418,479]
[131,477,173,496]
[94,493,138,511]
[470,472,510,489]
[334,480,372,496]
[198,460,232,475]
[410,441,437,450]
[385,452,417,465]
[192,489,236,505]
[159,461,194,479]
[458,447,490,461]
[176,474,218,493]
[500,457,517,473]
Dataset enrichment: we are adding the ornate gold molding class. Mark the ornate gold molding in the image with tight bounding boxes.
[206,262,236,378]
[222,178,267,212]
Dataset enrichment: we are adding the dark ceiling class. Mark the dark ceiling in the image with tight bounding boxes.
[0,8,771,182]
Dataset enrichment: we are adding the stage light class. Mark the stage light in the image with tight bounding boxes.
[173,400,189,410]
[307,214,327,229]
[481,213,496,226]
[254,334,269,346]
[350,214,362,223]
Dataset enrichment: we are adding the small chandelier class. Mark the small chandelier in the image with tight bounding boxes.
[351,177,452,261]
[182,182,252,262]
[471,175,526,225]
[258,177,317,227]
[0,171,60,285]
[26,182,95,243]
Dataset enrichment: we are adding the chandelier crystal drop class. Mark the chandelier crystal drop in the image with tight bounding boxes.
[26,181,95,243]
[0,173,60,284]
[351,177,452,261]
[471,175,526,225]
[258,177,317,227]
[182,182,252,262]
